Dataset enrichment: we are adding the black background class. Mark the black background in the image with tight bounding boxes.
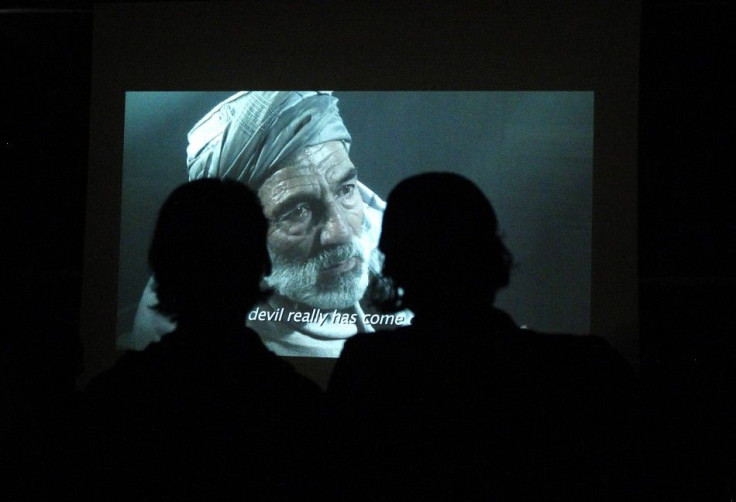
[2,0,734,496]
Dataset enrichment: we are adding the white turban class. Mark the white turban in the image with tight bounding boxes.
[186,91,352,189]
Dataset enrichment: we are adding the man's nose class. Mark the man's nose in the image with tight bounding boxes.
[320,202,352,247]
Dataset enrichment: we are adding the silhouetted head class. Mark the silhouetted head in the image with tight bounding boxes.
[379,172,512,316]
[149,178,270,323]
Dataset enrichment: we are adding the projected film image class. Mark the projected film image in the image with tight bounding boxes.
[118,91,594,358]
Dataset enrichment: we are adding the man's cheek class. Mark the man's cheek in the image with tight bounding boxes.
[267,229,311,262]
[347,207,365,236]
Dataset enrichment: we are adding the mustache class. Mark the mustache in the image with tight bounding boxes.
[314,242,364,270]
[270,236,366,270]
[263,231,373,309]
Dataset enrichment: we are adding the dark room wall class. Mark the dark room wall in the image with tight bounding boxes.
[1,1,734,498]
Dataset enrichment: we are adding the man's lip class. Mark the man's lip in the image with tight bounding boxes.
[320,257,358,277]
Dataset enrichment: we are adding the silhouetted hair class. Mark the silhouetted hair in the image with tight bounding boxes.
[149,178,270,320]
[378,172,513,308]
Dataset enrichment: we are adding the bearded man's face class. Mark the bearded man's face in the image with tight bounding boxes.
[258,141,369,309]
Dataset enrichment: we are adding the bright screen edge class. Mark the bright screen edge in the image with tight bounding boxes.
[80,1,639,388]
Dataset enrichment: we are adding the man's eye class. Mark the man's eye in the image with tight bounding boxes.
[279,203,312,224]
[339,183,356,199]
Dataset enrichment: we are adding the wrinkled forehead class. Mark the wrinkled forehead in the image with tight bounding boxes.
[258,141,356,197]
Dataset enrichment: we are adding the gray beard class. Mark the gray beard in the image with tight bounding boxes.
[264,235,374,310]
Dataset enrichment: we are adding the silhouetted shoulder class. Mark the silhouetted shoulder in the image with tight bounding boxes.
[79,326,323,499]
[506,330,642,500]
[87,326,314,395]
[511,329,636,387]
[508,329,639,430]
[339,328,423,359]
[328,329,418,399]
